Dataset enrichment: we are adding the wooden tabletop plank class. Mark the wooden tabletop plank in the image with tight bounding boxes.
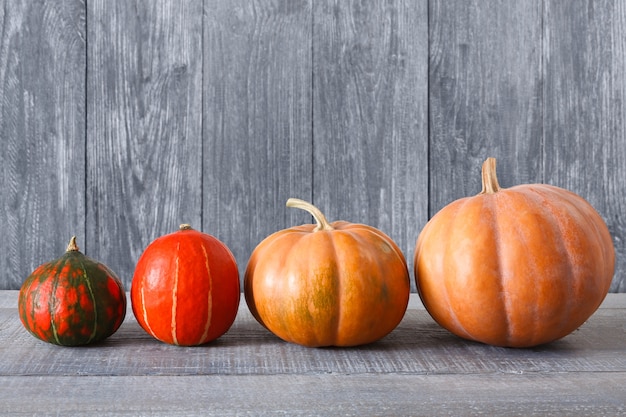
[1,373,626,416]
[2,294,625,377]
[2,292,626,415]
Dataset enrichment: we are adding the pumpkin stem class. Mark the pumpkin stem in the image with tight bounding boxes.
[480,157,501,194]
[286,198,334,232]
[180,224,193,230]
[66,236,80,252]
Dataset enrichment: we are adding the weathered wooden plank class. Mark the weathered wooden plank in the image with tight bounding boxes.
[203,0,314,281]
[3,294,625,377]
[543,0,626,292]
[3,292,626,414]
[86,0,204,287]
[2,1,626,300]
[312,0,428,289]
[0,1,86,289]
[1,373,626,416]
[429,1,543,212]
[0,291,18,308]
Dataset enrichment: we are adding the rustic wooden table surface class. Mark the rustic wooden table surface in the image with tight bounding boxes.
[1,291,625,416]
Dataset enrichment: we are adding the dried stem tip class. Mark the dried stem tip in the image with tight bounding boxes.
[480,157,501,194]
[286,198,334,232]
[66,236,80,252]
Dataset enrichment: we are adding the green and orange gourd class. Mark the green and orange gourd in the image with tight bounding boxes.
[18,237,127,346]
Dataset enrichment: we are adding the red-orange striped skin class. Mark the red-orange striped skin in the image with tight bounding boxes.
[130,225,240,346]
[18,244,126,346]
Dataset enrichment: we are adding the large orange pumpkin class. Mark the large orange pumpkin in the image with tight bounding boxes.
[244,198,410,347]
[414,158,615,347]
[131,224,240,346]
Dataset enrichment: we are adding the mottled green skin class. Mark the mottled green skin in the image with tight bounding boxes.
[18,249,127,346]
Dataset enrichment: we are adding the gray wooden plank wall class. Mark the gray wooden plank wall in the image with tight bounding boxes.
[1,0,624,292]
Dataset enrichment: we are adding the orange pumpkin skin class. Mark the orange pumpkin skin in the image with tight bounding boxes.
[131,225,240,346]
[245,199,410,348]
[414,158,615,348]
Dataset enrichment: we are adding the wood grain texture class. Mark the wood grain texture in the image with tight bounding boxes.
[312,0,428,289]
[2,294,625,377]
[1,1,626,292]
[2,293,626,415]
[203,0,313,279]
[1,373,626,416]
[86,0,204,287]
[0,0,86,289]
[429,0,543,212]
[543,0,626,292]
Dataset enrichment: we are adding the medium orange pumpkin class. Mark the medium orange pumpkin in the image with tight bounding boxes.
[244,198,410,347]
[414,158,615,347]
[130,224,240,346]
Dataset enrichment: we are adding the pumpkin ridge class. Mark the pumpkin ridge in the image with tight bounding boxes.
[521,187,577,345]
[345,228,405,345]
[49,256,66,345]
[245,232,299,331]
[199,242,213,344]
[332,229,386,345]
[539,185,614,293]
[347,224,408,271]
[278,232,310,341]
[140,286,158,340]
[441,198,475,340]
[532,185,613,320]
[76,255,99,344]
[21,267,42,340]
[171,242,181,345]
[488,192,513,346]
[296,230,341,346]
[326,231,341,346]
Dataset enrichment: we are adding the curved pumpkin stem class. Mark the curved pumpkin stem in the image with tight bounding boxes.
[480,157,501,194]
[286,198,334,232]
[66,236,80,252]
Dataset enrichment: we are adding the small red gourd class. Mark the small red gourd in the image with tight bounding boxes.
[131,224,240,346]
[414,157,615,347]
[18,237,127,346]
[244,198,410,347]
